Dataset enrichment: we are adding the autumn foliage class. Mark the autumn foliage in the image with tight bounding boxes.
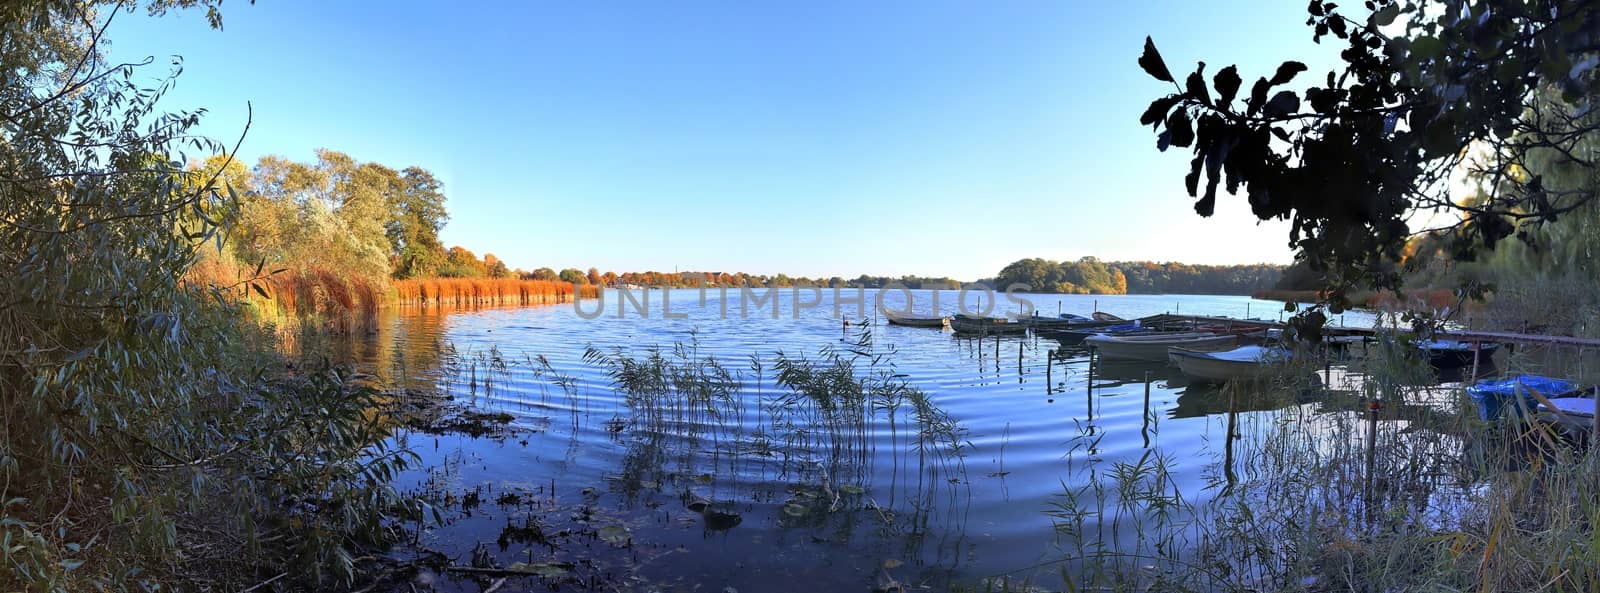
[394,277,599,306]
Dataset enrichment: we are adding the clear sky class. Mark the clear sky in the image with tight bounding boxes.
[109,1,1344,279]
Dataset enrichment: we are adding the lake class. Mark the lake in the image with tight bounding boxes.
[350,290,1393,591]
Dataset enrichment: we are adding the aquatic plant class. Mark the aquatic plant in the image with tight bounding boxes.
[1012,318,1600,593]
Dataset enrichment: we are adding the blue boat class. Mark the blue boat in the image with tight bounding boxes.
[1466,375,1574,421]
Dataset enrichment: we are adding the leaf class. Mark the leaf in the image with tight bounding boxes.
[1268,61,1308,85]
[251,283,269,299]
[1185,154,1204,197]
[1185,63,1211,105]
[1138,36,1174,82]
[1166,110,1194,148]
[1247,77,1272,115]
[1212,65,1241,105]
[1139,95,1181,128]
[1409,36,1443,60]
[1372,3,1399,26]
[1263,91,1301,117]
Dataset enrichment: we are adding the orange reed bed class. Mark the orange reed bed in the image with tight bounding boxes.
[264,268,385,325]
[393,277,599,307]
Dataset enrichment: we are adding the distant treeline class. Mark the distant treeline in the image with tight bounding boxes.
[523,270,966,289]
[991,257,1284,295]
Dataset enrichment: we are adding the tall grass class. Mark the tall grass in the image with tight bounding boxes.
[1007,322,1600,593]
[394,277,599,307]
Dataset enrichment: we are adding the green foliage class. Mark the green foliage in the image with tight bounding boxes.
[227,150,449,283]
[993,258,1281,295]
[559,267,588,285]
[0,2,421,590]
[437,245,487,278]
[1140,0,1600,308]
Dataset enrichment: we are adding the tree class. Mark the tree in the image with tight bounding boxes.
[482,253,510,278]
[389,166,448,279]
[586,267,601,285]
[439,245,486,277]
[1139,0,1600,309]
[529,267,558,281]
[559,268,587,285]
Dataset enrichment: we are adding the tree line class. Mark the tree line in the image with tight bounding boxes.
[991,257,1283,295]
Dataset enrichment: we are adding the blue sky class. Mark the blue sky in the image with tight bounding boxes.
[111,1,1343,279]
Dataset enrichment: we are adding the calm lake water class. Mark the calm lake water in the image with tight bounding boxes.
[350,290,1401,591]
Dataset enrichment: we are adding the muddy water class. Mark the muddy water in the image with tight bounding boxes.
[348,290,1399,591]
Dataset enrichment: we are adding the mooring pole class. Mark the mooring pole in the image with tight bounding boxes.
[1086,350,1095,421]
[1224,384,1239,486]
[1141,370,1153,446]
[1017,339,1024,381]
[1469,341,1482,380]
[1046,350,1054,394]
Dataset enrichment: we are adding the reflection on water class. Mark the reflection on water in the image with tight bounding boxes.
[344,291,1514,591]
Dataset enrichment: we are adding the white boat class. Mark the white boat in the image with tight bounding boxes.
[1085,332,1237,362]
[1169,345,1292,383]
[1537,397,1597,434]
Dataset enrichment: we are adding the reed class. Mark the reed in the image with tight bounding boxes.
[393,277,600,307]
[999,320,1600,593]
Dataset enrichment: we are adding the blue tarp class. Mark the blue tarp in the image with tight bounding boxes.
[1466,375,1575,421]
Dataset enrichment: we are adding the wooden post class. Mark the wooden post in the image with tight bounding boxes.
[1086,350,1095,421]
[1592,386,1598,447]
[1046,350,1054,394]
[1224,384,1239,485]
[1141,370,1153,446]
[1469,341,1482,380]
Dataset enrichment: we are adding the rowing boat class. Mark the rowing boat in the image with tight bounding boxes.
[1169,345,1292,383]
[949,314,1029,335]
[1085,332,1238,362]
[883,310,948,328]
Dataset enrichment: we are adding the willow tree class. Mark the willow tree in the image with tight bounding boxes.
[1139,0,1600,314]
[2,2,418,590]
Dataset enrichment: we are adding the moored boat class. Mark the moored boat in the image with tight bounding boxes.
[1537,396,1597,435]
[949,314,1028,335]
[883,310,948,328]
[1085,332,1238,362]
[1466,375,1575,421]
[1169,345,1292,383]
[1417,339,1501,369]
